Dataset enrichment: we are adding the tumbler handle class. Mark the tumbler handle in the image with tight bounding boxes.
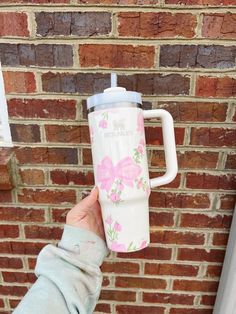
[143,109,178,188]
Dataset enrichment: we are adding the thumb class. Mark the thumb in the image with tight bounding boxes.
[80,186,99,209]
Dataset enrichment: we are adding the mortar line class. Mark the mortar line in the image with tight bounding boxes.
[2,65,236,75]
[1,37,236,45]
[1,5,236,12]
[226,101,236,122]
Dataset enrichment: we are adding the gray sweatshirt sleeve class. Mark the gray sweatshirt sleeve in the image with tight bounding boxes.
[13,225,109,314]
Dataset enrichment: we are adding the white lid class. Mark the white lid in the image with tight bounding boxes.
[87,73,142,110]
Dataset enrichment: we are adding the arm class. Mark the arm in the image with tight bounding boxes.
[13,188,109,314]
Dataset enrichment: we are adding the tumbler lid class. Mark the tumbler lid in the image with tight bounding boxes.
[87,73,142,110]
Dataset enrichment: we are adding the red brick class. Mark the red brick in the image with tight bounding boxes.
[3,0,69,3]
[202,13,236,39]
[233,107,236,122]
[0,191,12,203]
[94,303,111,313]
[9,299,21,309]
[119,73,190,95]
[0,241,46,255]
[80,44,155,68]
[117,247,172,260]
[102,276,110,287]
[151,230,205,245]
[0,150,14,190]
[0,225,19,238]
[159,101,228,122]
[116,276,166,289]
[45,124,90,143]
[20,169,45,185]
[156,173,180,189]
[10,124,40,143]
[151,150,219,169]
[0,207,45,222]
[24,225,63,240]
[191,127,236,146]
[173,279,218,292]
[3,72,36,93]
[36,12,111,37]
[0,299,4,308]
[170,309,213,314]
[149,192,210,209]
[27,258,37,270]
[178,248,225,263]
[201,295,216,306]
[218,194,236,210]
[213,232,229,246]
[42,72,110,94]
[180,213,232,228]
[2,272,36,284]
[50,169,94,186]
[145,127,185,145]
[150,211,174,227]
[206,265,222,278]
[196,76,236,97]
[145,263,198,276]
[116,305,165,314]
[82,148,92,165]
[160,45,236,69]
[7,99,76,120]
[166,0,236,4]
[0,257,23,269]
[0,285,28,297]
[78,0,156,3]
[177,151,219,169]
[225,153,236,169]
[101,261,140,274]
[17,188,76,205]
[0,12,29,37]
[15,147,78,165]
[51,208,69,223]
[118,12,197,38]
[143,292,194,305]
[100,290,136,302]
[186,173,236,190]
[150,172,181,189]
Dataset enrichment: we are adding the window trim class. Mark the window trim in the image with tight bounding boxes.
[0,63,12,147]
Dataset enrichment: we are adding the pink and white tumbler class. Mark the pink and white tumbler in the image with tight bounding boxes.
[87,73,178,252]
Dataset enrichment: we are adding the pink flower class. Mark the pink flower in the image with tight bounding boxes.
[137,112,144,134]
[137,145,143,154]
[140,240,147,249]
[105,215,113,225]
[114,222,122,232]
[110,192,120,202]
[99,119,108,128]
[110,241,126,252]
[139,138,145,146]
[137,180,143,189]
[117,183,124,191]
[146,186,151,196]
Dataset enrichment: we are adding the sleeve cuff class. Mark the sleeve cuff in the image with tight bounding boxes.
[58,224,109,267]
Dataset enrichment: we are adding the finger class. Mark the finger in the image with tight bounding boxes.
[79,186,99,210]
[91,201,103,225]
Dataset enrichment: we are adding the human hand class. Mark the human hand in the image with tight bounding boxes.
[66,186,105,241]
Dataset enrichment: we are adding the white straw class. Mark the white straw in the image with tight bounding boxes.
[111,73,117,87]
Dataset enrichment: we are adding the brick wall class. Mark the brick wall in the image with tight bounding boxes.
[0,0,236,313]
